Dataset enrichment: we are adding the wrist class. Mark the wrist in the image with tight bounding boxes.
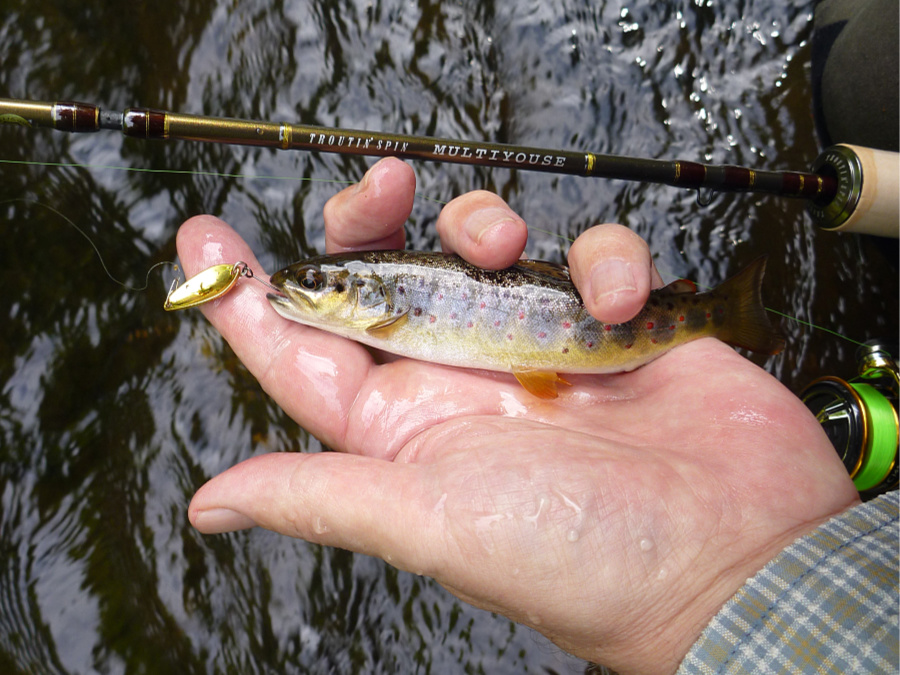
[582,508,859,674]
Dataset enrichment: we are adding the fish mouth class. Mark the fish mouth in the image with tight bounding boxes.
[267,291,294,315]
[266,291,314,320]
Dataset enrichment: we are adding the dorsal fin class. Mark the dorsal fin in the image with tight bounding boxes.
[513,260,572,282]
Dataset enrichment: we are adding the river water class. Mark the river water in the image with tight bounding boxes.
[0,1,896,673]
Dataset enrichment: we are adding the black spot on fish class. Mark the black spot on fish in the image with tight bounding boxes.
[397,285,405,295]
[413,307,422,317]
[685,310,706,330]
[615,322,636,348]
[712,305,726,327]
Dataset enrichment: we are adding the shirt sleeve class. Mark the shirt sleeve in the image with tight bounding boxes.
[677,490,898,675]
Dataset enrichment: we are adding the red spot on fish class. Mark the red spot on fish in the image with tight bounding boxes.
[587,341,594,348]
[625,343,633,349]
[679,315,685,322]
[718,308,724,314]
[450,312,457,319]
[494,320,501,327]
[646,322,654,330]
[706,312,712,319]
[467,321,474,328]
[518,311,525,320]
[438,293,444,300]
[413,308,422,317]
[537,331,547,339]
[429,315,436,324]
[480,301,486,309]
[562,321,572,329]
[604,325,612,331]
[507,334,514,340]
[562,347,569,354]
[669,325,675,331]
[651,338,658,344]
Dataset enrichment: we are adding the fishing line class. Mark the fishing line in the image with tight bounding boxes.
[1,197,178,292]
[765,308,867,347]
[0,159,863,345]
[0,158,357,186]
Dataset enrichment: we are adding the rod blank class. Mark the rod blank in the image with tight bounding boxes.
[0,97,837,203]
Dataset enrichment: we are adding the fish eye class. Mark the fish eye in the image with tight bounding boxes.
[297,266,324,291]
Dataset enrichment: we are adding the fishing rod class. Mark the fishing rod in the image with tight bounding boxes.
[1,97,896,237]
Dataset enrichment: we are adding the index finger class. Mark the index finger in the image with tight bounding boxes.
[175,215,374,449]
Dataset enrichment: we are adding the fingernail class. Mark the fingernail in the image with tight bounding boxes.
[356,158,389,196]
[463,207,520,245]
[355,168,372,195]
[192,508,258,534]
[591,259,638,304]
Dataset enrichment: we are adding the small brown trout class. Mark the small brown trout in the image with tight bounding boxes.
[267,251,784,398]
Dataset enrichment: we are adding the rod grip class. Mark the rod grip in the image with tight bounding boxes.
[808,144,899,237]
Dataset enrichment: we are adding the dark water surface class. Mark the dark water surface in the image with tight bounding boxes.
[0,1,896,673]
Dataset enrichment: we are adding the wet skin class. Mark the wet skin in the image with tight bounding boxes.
[177,157,859,675]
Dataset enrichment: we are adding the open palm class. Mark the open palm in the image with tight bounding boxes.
[178,159,858,674]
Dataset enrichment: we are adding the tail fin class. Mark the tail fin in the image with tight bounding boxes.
[714,257,785,355]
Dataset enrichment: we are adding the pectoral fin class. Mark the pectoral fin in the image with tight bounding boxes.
[513,369,571,399]
[365,310,409,337]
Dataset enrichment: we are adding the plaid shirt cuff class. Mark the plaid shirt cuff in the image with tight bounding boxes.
[677,491,899,674]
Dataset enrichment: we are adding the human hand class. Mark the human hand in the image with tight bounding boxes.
[177,158,859,674]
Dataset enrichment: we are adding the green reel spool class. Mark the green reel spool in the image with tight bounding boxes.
[801,376,899,494]
[849,382,899,491]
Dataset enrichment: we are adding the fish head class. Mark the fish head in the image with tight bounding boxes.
[267,259,395,331]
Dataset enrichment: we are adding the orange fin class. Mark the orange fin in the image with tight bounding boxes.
[365,310,409,337]
[713,256,785,355]
[659,278,698,294]
[513,369,570,399]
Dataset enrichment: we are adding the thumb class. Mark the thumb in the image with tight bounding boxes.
[189,452,446,576]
